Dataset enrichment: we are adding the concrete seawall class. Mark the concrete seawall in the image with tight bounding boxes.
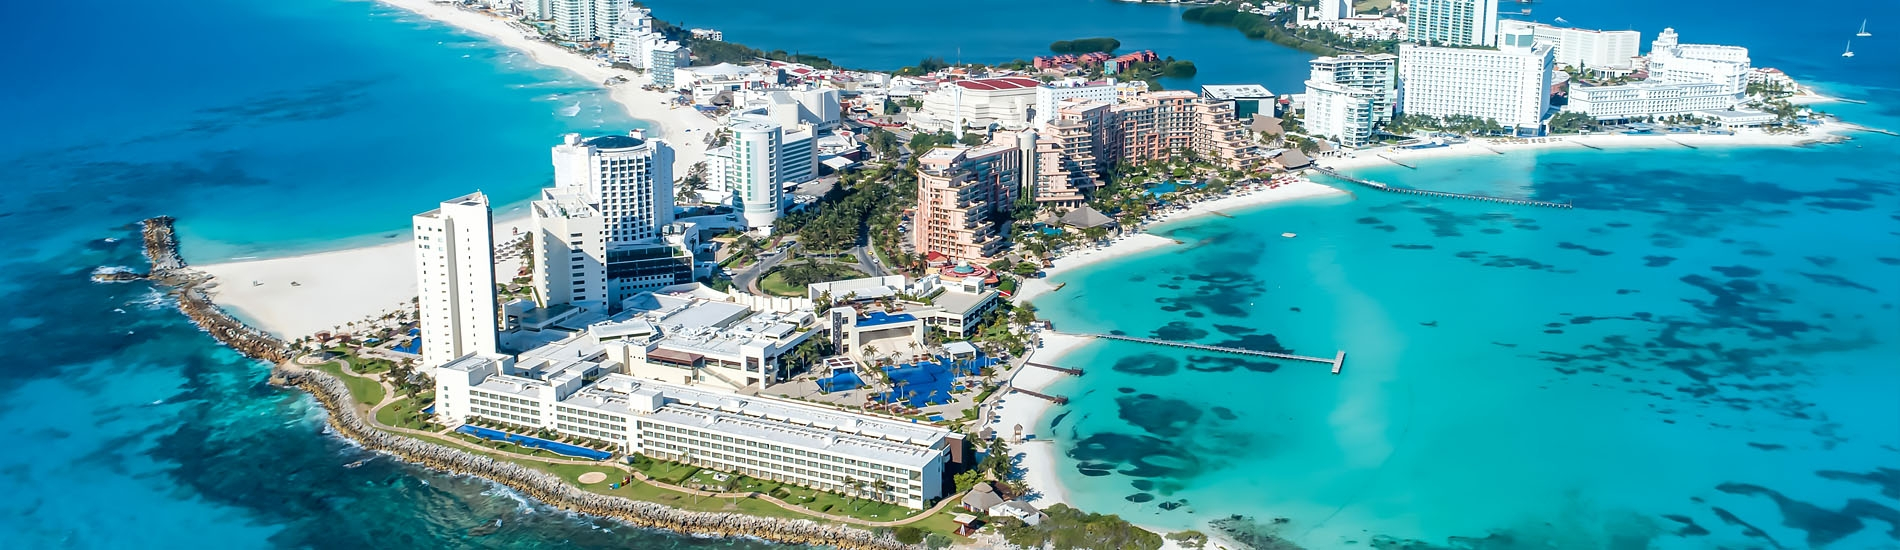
[270,364,913,549]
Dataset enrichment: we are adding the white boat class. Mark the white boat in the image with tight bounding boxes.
[1858,19,1871,37]
[1843,40,1855,58]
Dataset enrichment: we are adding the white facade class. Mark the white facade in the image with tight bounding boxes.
[1309,54,1398,123]
[530,190,609,311]
[780,127,818,188]
[719,116,784,233]
[1398,37,1553,134]
[549,0,592,41]
[650,43,690,88]
[435,354,953,509]
[1646,28,1750,97]
[590,0,630,43]
[607,7,658,64]
[914,77,1041,133]
[537,133,694,312]
[550,132,674,247]
[1032,78,1118,126]
[736,88,842,133]
[1505,20,1641,69]
[414,192,500,368]
[1564,82,1739,120]
[1305,80,1382,148]
[1404,0,1498,46]
[1318,0,1350,21]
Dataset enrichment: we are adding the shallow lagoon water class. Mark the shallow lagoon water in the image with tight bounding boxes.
[1035,127,1900,547]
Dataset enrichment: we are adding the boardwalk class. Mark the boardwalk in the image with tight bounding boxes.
[1009,387,1069,404]
[1313,167,1574,209]
[1024,362,1083,376]
[1060,332,1347,375]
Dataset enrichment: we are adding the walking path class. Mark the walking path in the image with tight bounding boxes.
[317,357,963,527]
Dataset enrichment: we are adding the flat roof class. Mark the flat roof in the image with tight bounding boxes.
[952,77,1040,91]
[586,135,645,149]
[1201,84,1274,99]
[932,288,997,316]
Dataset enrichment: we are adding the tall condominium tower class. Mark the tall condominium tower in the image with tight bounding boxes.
[1404,0,1499,47]
[413,192,499,368]
[550,132,674,246]
[717,116,785,233]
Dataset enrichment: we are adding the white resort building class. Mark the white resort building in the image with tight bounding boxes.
[1404,0,1498,47]
[1563,28,1750,121]
[534,133,698,313]
[1397,25,1554,136]
[1509,20,1641,70]
[913,77,1041,133]
[434,353,958,509]
[414,192,500,368]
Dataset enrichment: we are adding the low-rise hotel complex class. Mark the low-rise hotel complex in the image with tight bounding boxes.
[435,354,958,509]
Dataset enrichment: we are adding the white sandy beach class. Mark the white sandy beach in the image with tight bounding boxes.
[198,0,715,339]
[991,332,1095,509]
[1015,179,1346,304]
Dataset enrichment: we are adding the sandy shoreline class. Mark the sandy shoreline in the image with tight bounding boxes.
[1015,179,1345,304]
[991,332,1095,509]
[199,0,714,339]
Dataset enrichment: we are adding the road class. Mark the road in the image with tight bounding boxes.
[731,243,796,296]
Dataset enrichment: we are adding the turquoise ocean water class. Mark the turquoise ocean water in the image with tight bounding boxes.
[3,0,1897,547]
[1026,2,1900,543]
[0,0,774,548]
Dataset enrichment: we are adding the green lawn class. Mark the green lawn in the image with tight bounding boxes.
[759,263,864,297]
[313,362,385,405]
[374,391,436,430]
[629,457,701,484]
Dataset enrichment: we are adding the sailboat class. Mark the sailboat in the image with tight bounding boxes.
[1842,40,1855,58]
[1858,19,1871,37]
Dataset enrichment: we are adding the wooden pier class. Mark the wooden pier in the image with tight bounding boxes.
[1025,362,1084,376]
[1009,387,1069,404]
[1313,167,1574,209]
[1377,154,1416,169]
[1072,332,1346,374]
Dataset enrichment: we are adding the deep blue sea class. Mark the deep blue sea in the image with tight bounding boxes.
[0,0,771,548]
[1028,1,1900,548]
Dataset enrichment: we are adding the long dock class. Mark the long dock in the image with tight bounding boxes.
[1313,167,1574,209]
[1025,362,1084,376]
[1067,332,1346,375]
[1009,387,1069,404]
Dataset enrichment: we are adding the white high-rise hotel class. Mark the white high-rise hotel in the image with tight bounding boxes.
[1405,0,1498,47]
[534,133,696,312]
[1397,24,1554,135]
[1304,54,1397,147]
[550,133,674,246]
[413,193,500,368]
[718,116,785,233]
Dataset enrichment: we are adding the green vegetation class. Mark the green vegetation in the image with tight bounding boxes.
[760,263,864,296]
[995,503,1162,550]
[1049,37,1122,54]
[1181,6,1395,56]
[1546,111,1598,134]
[1160,60,1197,78]
[375,391,436,430]
[1167,530,1210,549]
[1383,113,1511,136]
[686,38,838,70]
[895,526,926,544]
[314,361,385,406]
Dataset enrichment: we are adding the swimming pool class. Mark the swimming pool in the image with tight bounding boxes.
[456,425,612,461]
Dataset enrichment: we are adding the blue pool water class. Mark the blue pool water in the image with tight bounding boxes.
[815,371,865,393]
[458,425,614,461]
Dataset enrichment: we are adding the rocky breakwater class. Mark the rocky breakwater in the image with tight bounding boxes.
[271,364,915,550]
[132,216,291,363]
